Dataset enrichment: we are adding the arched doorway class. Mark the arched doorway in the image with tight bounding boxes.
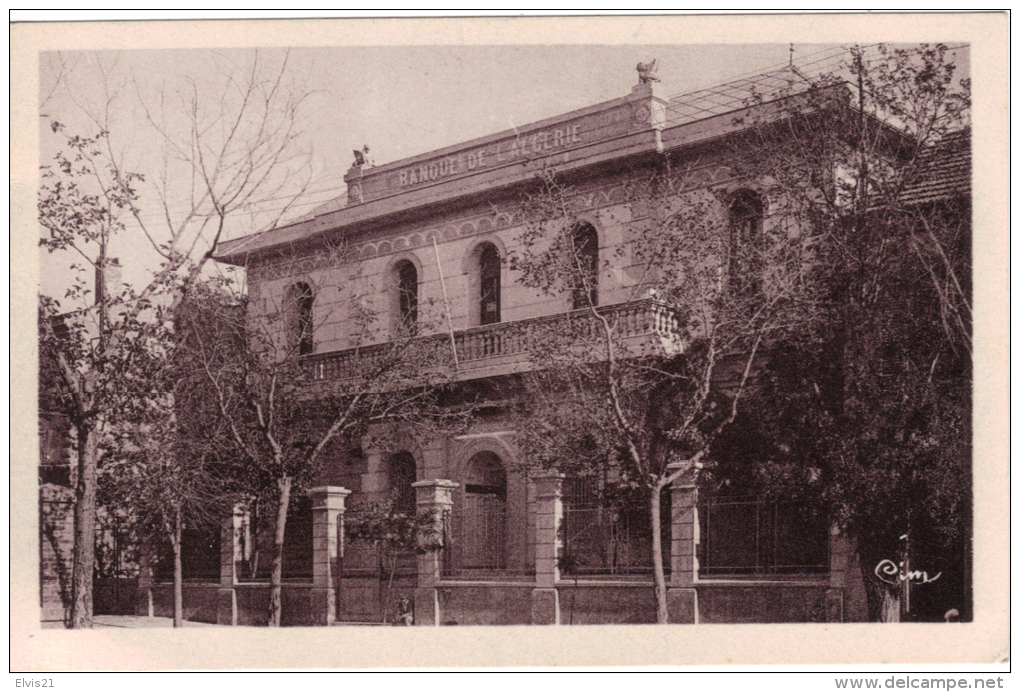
[462,451,507,571]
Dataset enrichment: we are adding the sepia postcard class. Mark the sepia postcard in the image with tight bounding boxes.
[10,12,1009,673]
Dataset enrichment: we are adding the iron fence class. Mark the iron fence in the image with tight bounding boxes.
[560,505,666,577]
[338,511,418,576]
[441,502,531,579]
[697,496,828,577]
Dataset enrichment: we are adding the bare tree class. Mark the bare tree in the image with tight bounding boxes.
[38,49,313,628]
[187,251,466,627]
[508,163,820,623]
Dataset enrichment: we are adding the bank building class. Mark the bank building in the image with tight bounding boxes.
[79,60,966,627]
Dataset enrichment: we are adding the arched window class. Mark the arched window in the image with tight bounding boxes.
[479,244,501,325]
[293,282,314,356]
[388,451,417,515]
[571,223,599,310]
[394,260,418,334]
[729,190,765,292]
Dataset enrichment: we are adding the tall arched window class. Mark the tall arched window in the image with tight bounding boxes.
[388,451,417,514]
[479,244,501,325]
[394,260,418,334]
[293,282,314,356]
[571,223,599,310]
[729,190,765,293]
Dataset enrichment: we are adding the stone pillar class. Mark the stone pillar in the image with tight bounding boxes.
[216,505,245,626]
[135,540,155,618]
[308,486,351,627]
[345,163,364,205]
[531,472,563,625]
[629,79,670,151]
[826,526,851,623]
[412,479,457,626]
[666,461,700,624]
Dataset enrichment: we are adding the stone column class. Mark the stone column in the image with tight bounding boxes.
[531,472,563,625]
[216,505,245,626]
[135,540,155,618]
[666,461,699,624]
[826,525,851,623]
[412,479,458,626]
[308,486,351,626]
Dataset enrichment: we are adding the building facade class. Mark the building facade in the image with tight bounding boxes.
[134,62,968,626]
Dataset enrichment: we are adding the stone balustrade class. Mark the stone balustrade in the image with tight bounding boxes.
[301,298,684,383]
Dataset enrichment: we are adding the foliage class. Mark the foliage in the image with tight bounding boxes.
[507,158,822,623]
[345,498,446,555]
[38,49,315,628]
[722,43,972,620]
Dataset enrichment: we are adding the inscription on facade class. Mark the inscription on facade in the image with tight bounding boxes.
[397,123,583,189]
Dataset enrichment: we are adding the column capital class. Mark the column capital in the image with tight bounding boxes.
[666,460,702,489]
[629,80,668,103]
[530,470,565,480]
[411,479,459,489]
[308,486,352,512]
[530,471,564,499]
[413,479,459,507]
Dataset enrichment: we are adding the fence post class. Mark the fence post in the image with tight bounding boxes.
[308,486,351,626]
[412,479,458,625]
[135,540,155,618]
[39,485,75,624]
[826,525,850,622]
[667,461,699,624]
[531,471,563,625]
[216,504,245,626]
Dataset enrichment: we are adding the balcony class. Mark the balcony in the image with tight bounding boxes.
[301,298,684,384]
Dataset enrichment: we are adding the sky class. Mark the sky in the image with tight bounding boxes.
[35,41,839,301]
[26,17,971,308]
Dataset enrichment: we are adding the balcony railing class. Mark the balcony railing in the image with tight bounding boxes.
[301,298,684,383]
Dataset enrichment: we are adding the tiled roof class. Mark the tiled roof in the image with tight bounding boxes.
[900,128,971,206]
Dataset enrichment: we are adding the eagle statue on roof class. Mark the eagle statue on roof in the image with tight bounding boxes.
[352,144,373,167]
[637,59,660,84]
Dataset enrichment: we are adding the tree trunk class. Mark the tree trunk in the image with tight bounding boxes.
[650,485,669,624]
[70,428,98,629]
[172,514,183,628]
[881,588,901,623]
[268,475,293,628]
[378,545,385,623]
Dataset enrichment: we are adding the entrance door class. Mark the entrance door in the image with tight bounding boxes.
[462,452,507,571]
